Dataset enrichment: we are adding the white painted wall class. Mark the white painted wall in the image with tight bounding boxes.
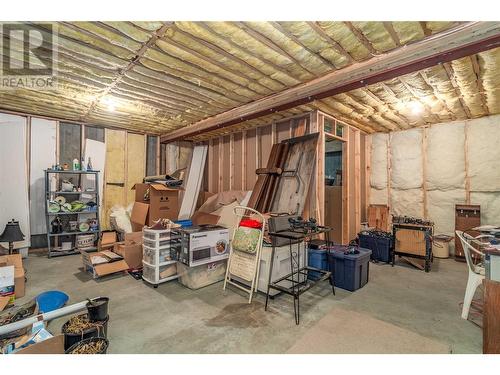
[0,113,31,249]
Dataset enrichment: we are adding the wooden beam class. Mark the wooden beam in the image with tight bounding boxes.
[161,22,500,143]
[271,22,337,70]
[470,54,490,113]
[383,22,401,46]
[306,22,354,63]
[442,62,473,118]
[344,22,378,55]
[419,22,432,37]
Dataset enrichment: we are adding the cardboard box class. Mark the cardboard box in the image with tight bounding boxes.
[0,254,25,298]
[191,211,220,226]
[131,201,149,232]
[80,249,129,278]
[113,232,143,269]
[132,183,181,224]
[99,231,118,251]
[16,335,65,354]
[0,265,15,306]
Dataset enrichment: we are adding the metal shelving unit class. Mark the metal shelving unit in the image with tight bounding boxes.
[44,169,101,258]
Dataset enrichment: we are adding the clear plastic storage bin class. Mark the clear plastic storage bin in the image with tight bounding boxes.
[143,244,172,265]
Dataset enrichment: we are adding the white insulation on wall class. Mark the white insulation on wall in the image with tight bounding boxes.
[370,114,500,236]
[369,133,388,204]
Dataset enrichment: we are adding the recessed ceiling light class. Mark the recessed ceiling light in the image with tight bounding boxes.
[409,101,423,115]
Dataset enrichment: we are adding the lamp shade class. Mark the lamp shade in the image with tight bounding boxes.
[0,219,25,243]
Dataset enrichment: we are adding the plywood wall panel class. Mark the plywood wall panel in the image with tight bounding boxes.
[276,120,291,143]
[222,135,231,191]
[259,124,272,169]
[233,133,243,190]
[210,138,220,193]
[245,129,257,191]
[126,133,146,205]
[104,129,126,229]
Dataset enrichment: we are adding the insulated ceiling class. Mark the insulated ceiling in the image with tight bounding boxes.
[0,21,498,135]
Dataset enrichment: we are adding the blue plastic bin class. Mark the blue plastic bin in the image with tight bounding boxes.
[327,246,372,292]
[175,220,193,227]
[308,248,328,280]
[358,233,392,263]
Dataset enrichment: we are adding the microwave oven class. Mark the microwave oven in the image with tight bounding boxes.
[179,225,230,267]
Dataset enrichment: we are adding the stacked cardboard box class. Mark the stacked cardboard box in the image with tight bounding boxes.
[131,183,182,226]
[0,254,25,302]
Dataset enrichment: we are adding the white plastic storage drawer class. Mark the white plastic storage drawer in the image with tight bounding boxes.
[143,237,172,249]
[143,228,180,241]
[142,262,176,283]
[143,244,172,265]
[142,262,156,283]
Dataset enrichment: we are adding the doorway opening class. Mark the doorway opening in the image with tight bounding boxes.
[324,136,344,243]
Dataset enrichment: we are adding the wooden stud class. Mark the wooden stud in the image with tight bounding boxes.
[342,128,350,244]
[156,135,160,175]
[242,130,247,189]
[271,122,277,144]
[306,22,354,63]
[208,138,214,193]
[383,22,401,46]
[422,127,429,219]
[464,121,471,204]
[387,133,392,212]
[230,133,235,190]
[256,127,261,170]
[218,136,223,193]
[354,130,361,234]
[344,22,378,55]
[365,134,372,218]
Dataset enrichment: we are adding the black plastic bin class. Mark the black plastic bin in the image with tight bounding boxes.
[327,246,371,292]
[358,233,392,263]
[62,314,109,351]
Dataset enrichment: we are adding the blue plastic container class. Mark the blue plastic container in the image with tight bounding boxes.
[358,233,392,263]
[308,248,328,280]
[175,220,193,227]
[327,246,372,292]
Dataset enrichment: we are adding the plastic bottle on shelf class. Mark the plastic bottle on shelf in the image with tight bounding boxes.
[81,158,86,171]
[87,157,93,171]
[72,158,79,171]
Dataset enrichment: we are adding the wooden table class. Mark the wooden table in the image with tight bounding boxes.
[484,279,500,354]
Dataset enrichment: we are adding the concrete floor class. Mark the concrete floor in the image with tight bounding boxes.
[17,253,482,353]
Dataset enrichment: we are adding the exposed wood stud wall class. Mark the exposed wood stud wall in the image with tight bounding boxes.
[199,110,368,244]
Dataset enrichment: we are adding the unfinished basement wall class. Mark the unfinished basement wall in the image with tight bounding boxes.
[172,110,368,244]
[369,114,500,243]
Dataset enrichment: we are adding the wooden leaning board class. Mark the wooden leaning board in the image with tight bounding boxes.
[247,133,319,216]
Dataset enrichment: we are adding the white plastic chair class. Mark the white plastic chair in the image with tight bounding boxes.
[223,206,265,303]
[455,230,485,320]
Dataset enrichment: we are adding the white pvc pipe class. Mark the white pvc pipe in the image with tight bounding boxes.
[0,297,104,336]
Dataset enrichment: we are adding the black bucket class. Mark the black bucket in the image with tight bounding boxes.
[86,297,109,322]
[65,337,109,354]
[61,314,108,351]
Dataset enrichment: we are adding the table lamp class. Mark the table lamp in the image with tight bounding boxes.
[0,219,25,255]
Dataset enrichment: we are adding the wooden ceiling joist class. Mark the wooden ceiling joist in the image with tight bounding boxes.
[161,22,500,142]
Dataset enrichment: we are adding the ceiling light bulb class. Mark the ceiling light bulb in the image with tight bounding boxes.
[409,101,423,114]
[101,97,117,112]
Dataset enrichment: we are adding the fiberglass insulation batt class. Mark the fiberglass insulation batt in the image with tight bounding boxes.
[467,115,500,225]
[369,133,388,205]
[389,128,424,217]
[425,121,466,235]
[369,114,500,235]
